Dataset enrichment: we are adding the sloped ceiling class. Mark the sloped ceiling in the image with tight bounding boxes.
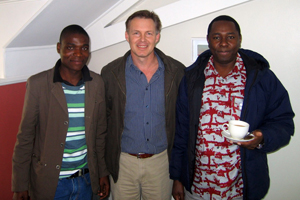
[6,0,121,48]
[5,0,251,50]
[1,0,252,85]
[5,0,179,48]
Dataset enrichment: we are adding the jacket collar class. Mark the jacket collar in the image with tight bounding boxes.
[53,59,92,85]
[189,48,269,72]
[110,47,182,96]
[49,65,97,116]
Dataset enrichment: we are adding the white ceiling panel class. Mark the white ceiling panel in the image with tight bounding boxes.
[6,0,121,48]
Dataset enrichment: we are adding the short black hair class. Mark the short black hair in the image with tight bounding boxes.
[207,15,241,36]
[59,24,89,43]
[125,10,162,34]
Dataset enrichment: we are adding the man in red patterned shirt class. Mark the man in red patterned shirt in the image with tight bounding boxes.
[170,15,294,200]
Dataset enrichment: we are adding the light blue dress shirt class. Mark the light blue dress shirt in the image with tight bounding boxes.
[121,53,167,154]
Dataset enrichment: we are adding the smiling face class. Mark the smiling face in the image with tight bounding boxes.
[125,17,160,60]
[207,20,241,69]
[57,33,90,74]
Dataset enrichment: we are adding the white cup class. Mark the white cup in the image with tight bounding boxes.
[222,120,249,139]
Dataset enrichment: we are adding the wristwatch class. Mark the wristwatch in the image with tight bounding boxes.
[256,139,264,149]
[256,132,264,149]
[256,143,264,149]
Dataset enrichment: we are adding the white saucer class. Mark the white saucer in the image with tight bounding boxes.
[221,130,255,142]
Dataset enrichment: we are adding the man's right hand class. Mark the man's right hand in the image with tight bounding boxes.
[172,180,185,200]
[13,191,29,200]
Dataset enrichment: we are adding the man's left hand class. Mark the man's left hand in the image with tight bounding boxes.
[98,176,109,199]
[233,130,264,150]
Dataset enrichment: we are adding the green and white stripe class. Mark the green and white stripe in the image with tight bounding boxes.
[59,83,88,179]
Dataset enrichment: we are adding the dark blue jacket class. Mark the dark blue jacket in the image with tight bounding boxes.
[169,49,294,200]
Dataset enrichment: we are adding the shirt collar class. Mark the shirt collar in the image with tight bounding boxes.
[53,59,92,86]
[204,53,244,77]
[126,52,165,72]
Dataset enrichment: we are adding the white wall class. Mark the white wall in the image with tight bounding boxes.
[0,0,49,79]
[89,0,300,199]
[5,45,58,79]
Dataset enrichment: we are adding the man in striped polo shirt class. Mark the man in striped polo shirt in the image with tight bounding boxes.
[12,25,109,200]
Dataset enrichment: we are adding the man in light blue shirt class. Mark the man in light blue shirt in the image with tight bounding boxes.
[101,10,185,200]
[122,53,167,155]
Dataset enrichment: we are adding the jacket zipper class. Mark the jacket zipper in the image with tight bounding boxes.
[241,69,259,200]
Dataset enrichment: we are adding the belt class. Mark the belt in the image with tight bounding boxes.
[67,168,89,179]
[128,153,154,159]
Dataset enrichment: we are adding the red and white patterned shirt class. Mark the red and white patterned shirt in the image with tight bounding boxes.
[192,53,246,200]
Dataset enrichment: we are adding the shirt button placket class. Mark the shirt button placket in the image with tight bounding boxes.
[144,85,151,147]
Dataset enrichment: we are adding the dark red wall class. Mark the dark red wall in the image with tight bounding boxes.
[0,82,26,199]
